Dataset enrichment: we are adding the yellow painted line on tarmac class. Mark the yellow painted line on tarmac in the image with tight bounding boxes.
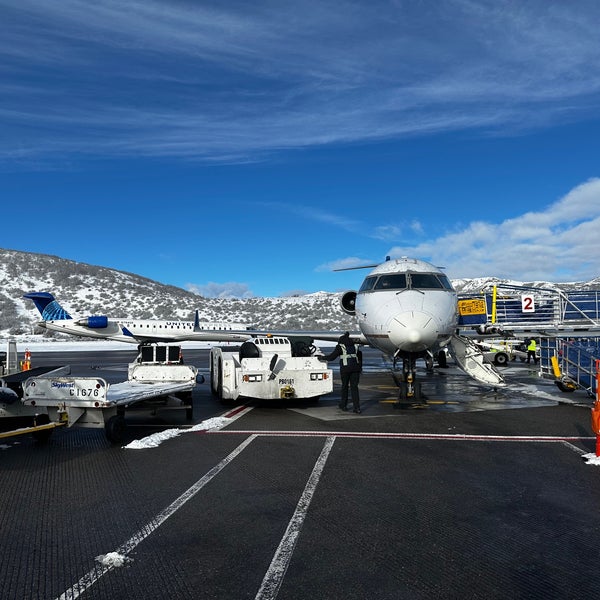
[426,400,460,405]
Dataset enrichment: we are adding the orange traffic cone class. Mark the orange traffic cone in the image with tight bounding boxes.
[23,348,32,371]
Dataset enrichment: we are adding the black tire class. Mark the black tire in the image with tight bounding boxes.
[437,350,448,368]
[493,352,509,367]
[555,380,576,393]
[210,359,218,396]
[32,413,52,443]
[180,392,193,420]
[105,415,127,444]
[217,361,234,405]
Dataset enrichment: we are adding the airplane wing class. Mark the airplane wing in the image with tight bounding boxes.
[121,327,253,344]
[241,329,368,345]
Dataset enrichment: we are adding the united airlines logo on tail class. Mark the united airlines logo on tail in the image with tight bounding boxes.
[42,300,71,321]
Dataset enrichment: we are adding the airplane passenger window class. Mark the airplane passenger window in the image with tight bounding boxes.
[410,273,444,289]
[374,274,407,290]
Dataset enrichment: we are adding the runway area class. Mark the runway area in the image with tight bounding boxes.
[1,346,600,599]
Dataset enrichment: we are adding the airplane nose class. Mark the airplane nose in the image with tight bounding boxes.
[388,311,438,351]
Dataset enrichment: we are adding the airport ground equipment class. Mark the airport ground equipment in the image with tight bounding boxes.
[21,344,202,443]
[210,335,333,403]
[474,340,527,366]
[0,339,71,440]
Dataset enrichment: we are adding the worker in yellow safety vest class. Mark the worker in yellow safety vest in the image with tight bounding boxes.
[526,338,538,364]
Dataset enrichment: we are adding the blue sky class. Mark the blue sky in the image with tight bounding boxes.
[2,0,600,298]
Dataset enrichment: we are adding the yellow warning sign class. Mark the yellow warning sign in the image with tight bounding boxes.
[458,298,487,316]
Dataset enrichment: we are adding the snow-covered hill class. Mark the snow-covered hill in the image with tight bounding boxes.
[1,248,598,342]
[0,248,356,340]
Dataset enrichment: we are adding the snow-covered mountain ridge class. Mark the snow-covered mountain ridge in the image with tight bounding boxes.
[1,248,598,340]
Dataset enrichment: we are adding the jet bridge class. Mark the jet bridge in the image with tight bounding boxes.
[458,285,600,395]
[458,286,600,336]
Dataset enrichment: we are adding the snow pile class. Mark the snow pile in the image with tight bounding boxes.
[96,552,130,568]
[124,428,184,449]
[123,416,233,449]
[583,453,600,465]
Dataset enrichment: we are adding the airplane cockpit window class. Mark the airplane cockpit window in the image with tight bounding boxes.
[361,272,451,292]
[359,276,377,292]
[374,274,407,290]
[438,275,453,290]
[410,273,445,289]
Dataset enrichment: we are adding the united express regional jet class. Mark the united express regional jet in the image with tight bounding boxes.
[23,292,253,345]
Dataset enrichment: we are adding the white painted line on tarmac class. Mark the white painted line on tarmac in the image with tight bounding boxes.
[207,429,595,443]
[255,436,336,600]
[55,435,257,600]
[560,440,588,455]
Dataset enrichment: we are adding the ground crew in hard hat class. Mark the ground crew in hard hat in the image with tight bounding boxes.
[527,338,538,364]
[319,332,363,413]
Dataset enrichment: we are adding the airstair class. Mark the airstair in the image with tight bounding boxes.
[458,285,600,396]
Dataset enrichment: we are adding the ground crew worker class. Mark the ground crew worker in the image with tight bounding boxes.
[319,332,363,413]
[527,338,538,364]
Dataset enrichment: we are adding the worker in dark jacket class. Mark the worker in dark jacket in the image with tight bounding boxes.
[320,332,363,413]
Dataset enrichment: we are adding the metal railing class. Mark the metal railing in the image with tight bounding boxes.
[540,337,599,397]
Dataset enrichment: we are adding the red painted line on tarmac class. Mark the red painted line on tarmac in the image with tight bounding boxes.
[223,405,251,418]
[204,429,595,442]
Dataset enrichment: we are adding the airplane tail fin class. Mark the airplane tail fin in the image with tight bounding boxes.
[193,309,201,332]
[23,292,73,321]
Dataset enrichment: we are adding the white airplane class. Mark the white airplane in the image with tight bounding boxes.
[335,256,505,401]
[23,292,254,345]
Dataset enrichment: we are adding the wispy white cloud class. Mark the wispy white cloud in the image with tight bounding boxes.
[256,201,362,232]
[316,257,378,272]
[2,0,600,164]
[373,225,403,241]
[384,178,600,282]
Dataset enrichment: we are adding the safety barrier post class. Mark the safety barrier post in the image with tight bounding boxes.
[592,360,600,456]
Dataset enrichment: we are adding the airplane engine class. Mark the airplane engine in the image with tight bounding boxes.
[340,291,357,315]
[75,316,109,329]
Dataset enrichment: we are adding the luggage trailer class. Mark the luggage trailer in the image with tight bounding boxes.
[20,345,201,443]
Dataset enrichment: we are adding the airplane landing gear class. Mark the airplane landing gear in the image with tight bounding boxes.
[392,354,426,407]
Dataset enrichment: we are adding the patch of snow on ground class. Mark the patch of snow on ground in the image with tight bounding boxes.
[583,453,600,465]
[123,416,233,449]
[96,552,130,568]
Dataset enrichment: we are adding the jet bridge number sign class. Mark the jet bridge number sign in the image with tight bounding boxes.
[521,294,535,313]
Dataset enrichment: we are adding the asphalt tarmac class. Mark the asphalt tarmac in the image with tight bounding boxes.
[1,347,599,599]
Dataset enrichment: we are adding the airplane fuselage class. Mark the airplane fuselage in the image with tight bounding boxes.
[353,257,458,358]
[38,317,250,344]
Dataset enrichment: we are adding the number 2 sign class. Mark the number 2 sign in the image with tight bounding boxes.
[521,294,535,313]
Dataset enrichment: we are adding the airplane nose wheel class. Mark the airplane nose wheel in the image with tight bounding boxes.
[393,356,425,407]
